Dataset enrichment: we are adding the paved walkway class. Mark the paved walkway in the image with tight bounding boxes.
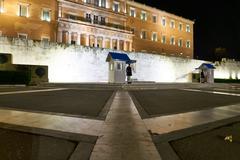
[0,109,103,136]
[144,103,240,135]
[1,86,240,159]
[144,89,240,134]
[90,91,161,160]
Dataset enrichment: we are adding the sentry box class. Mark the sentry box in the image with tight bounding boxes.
[106,52,136,83]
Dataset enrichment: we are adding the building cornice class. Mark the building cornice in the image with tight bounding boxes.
[127,0,194,24]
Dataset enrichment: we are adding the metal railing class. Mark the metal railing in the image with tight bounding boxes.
[66,15,132,32]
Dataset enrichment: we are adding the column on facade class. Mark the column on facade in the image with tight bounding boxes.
[102,37,106,48]
[77,33,81,45]
[109,38,112,49]
[117,39,120,50]
[57,31,63,43]
[129,41,132,52]
[95,36,98,47]
[123,40,127,51]
[85,34,89,46]
[68,32,72,44]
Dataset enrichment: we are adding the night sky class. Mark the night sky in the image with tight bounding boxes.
[135,0,240,61]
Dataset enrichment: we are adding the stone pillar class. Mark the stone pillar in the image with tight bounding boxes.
[123,41,127,51]
[102,37,105,48]
[95,37,98,47]
[109,38,112,49]
[129,41,132,52]
[77,33,81,45]
[117,39,120,50]
[57,31,63,43]
[86,34,89,46]
[68,32,72,44]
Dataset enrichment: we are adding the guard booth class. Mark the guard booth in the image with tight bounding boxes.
[106,52,136,83]
[196,63,215,83]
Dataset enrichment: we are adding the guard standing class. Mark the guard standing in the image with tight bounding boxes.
[126,64,132,84]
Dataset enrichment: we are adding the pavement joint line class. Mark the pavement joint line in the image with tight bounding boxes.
[182,88,240,97]
[0,88,69,95]
[90,91,162,160]
[143,103,240,135]
[0,108,104,136]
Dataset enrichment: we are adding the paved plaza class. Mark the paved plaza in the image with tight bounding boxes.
[0,83,240,160]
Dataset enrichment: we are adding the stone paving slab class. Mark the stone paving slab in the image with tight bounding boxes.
[0,89,114,119]
[0,86,52,92]
[152,116,240,160]
[130,89,240,118]
[0,122,97,160]
[0,109,104,137]
[145,103,240,135]
[191,87,240,94]
[171,121,240,160]
[90,91,161,160]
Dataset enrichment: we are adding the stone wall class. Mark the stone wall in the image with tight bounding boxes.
[0,37,239,83]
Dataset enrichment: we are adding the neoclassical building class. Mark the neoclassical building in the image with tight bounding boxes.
[0,0,194,58]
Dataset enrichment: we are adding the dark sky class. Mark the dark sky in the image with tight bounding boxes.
[135,0,240,60]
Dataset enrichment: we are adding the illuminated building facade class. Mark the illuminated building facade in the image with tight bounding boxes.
[0,0,57,41]
[0,0,194,58]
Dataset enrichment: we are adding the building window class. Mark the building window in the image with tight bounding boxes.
[130,7,136,17]
[141,31,147,39]
[186,24,191,32]
[131,28,135,34]
[42,8,51,22]
[113,1,119,12]
[18,33,28,39]
[179,23,183,31]
[41,36,50,46]
[116,62,122,70]
[152,32,157,42]
[170,36,175,45]
[178,39,183,47]
[110,63,114,71]
[186,40,191,48]
[0,0,4,13]
[93,15,98,24]
[100,17,105,24]
[161,35,166,44]
[152,15,157,23]
[86,13,92,23]
[94,0,99,6]
[18,4,28,17]
[41,36,50,42]
[141,11,147,21]
[101,0,106,7]
[170,20,175,28]
[162,17,166,26]
[68,14,77,20]
[86,0,91,4]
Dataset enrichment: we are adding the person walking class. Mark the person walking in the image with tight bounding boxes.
[126,64,132,84]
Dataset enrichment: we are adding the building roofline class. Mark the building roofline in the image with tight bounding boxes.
[127,0,195,24]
